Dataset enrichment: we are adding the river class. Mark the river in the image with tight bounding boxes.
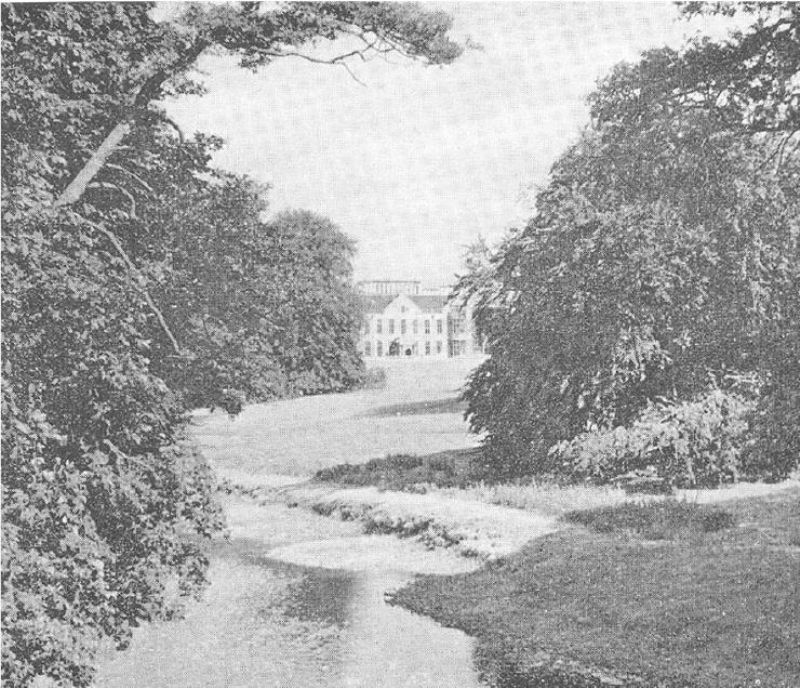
[94,358,494,687]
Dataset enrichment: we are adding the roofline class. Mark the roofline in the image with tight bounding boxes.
[357,279,421,284]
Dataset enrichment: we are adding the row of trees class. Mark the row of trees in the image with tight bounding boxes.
[1,3,461,685]
[460,3,799,484]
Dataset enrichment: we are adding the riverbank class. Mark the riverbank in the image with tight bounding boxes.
[221,477,560,560]
[391,484,800,688]
[94,357,495,688]
[224,462,800,687]
[97,357,798,687]
[94,492,486,688]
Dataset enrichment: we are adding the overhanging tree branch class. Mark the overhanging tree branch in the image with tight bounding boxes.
[87,181,138,217]
[67,210,184,356]
[263,48,371,86]
[50,5,461,209]
[54,40,209,209]
[151,112,186,143]
[105,163,155,194]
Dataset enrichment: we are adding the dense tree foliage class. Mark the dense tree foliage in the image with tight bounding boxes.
[156,183,365,409]
[462,3,799,482]
[2,3,460,685]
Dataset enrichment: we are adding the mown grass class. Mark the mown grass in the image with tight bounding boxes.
[393,488,800,688]
[564,499,736,540]
[356,366,388,390]
[434,480,635,516]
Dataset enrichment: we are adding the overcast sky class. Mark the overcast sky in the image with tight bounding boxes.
[164,2,733,286]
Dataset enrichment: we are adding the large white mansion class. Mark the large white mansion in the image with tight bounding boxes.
[357,280,482,358]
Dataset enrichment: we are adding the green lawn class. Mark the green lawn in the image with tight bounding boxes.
[393,489,800,688]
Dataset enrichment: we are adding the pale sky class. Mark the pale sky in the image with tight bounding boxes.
[164,2,733,286]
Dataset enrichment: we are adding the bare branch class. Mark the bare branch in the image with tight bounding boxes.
[150,112,186,143]
[105,163,155,194]
[67,210,184,356]
[87,181,137,218]
[778,130,800,167]
[339,61,367,87]
[263,48,370,86]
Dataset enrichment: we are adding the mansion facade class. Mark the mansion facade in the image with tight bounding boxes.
[357,280,482,358]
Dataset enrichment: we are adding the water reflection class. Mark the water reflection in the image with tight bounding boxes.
[265,535,485,688]
[279,567,354,628]
[337,573,483,687]
[95,526,488,687]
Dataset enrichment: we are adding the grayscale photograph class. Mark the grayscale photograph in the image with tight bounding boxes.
[2,2,799,687]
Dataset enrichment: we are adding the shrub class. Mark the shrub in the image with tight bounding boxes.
[550,391,753,487]
[314,450,480,490]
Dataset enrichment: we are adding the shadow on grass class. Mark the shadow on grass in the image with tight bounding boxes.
[564,499,737,540]
[362,396,467,418]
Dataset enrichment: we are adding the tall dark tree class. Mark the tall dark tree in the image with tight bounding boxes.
[462,3,799,480]
[151,177,365,410]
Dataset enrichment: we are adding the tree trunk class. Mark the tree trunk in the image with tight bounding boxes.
[53,39,208,208]
[54,120,132,207]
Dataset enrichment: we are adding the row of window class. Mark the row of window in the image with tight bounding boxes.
[448,317,467,335]
[366,318,443,335]
[364,341,444,356]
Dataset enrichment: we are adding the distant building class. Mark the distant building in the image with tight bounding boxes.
[357,279,421,296]
[357,281,483,358]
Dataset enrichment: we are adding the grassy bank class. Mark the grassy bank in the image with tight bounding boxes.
[221,477,560,560]
[392,488,800,688]
[314,450,635,513]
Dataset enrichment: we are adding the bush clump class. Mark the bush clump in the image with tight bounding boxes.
[551,391,753,488]
[315,450,479,490]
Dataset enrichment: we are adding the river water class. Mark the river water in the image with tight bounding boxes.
[94,359,493,687]
[94,497,488,687]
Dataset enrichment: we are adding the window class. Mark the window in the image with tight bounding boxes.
[377,341,383,357]
[376,319,383,334]
[412,319,418,335]
[425,342,431,355]
[436,341,442,354]
[436,319,443,334]
[389,319,395,334]
[365,341,372,356]
[401,319,406,334]
[424,320,430,334]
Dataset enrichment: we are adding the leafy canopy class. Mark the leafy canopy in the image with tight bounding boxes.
[462,3,800,481]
